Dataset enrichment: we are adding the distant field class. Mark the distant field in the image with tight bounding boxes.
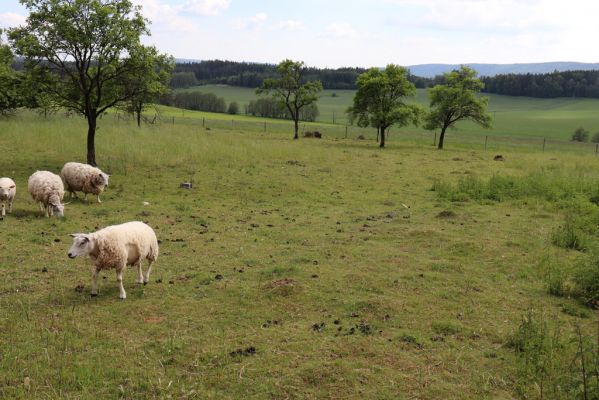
[178,84,599,141]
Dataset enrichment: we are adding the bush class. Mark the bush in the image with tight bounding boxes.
[227,101,239,115]
[571,127,589,142]
[572,258,599,306]
[551,214,588,251]
[592,131,599,143]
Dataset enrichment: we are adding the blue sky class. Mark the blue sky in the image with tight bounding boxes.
[2,0,598,68]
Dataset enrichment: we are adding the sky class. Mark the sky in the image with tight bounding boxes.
[1,0,598,68]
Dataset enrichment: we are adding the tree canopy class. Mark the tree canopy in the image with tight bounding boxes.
[424,66,492,149]
[9,0,172,165]
[0,31,21,116]
[348,64,420,148]
[257,59,322,139]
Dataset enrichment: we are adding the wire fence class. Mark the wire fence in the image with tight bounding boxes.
[109,110,599,156]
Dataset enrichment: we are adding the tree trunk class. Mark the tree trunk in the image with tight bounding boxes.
[376,126,380,142]
[293,118,299,140]
[136,109,141,127]
[379,127,386,148]
[438,125,447,150]
[87,115,97,166]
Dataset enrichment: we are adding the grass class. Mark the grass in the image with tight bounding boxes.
[0,111,597,398]
[181,84,599,143]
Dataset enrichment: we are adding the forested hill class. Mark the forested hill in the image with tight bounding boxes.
[172,59,599,98]
[408,62,599,78]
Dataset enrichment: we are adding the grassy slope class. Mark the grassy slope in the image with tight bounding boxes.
[0,113,595,399]
[180,84,599,141]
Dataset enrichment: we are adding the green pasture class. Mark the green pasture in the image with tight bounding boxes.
[0,112,597,399]
[179,84,599,142]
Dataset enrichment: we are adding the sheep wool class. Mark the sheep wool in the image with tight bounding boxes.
[28,171,65,218]
[60,162,109,203]
[68,221,159,299]
[0,177,16,217]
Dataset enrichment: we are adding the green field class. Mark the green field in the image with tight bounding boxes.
[182,84,599,142]
[0,111,598,399]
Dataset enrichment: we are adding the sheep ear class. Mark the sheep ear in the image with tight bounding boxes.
[69,233,84,237]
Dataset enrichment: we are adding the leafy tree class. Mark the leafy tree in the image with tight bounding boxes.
[227,101,239,115]
[424,66,492,149]
[348,64,421,148]
[257,59,322,139]
[9,0,172,166]
[120,47,173,127]
[591,131,599,143]
[571,127,589,142]
[0,30,21,116]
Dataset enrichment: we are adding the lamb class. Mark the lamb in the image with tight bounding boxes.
[60,162,109,203]
[0,177,16,217]
[28,171,66,218]
[67,221,159,299]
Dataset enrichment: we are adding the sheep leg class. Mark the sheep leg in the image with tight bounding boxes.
[96,195,102,204]
[8,201,12,213]
[1,203,4,217]
[84,194,88,202]
[38,202,44,212]
[143,260,154,285]
[90,267,100,296]
[116,268,126,299]
[135,261,144,284]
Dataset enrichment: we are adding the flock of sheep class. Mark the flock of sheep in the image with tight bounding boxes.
[0,162,159,299]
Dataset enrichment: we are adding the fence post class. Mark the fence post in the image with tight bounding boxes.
[345,125,348,139]
[542,138,546,152]
[484,135,488,151]
[433,132,437,146]
[596,143,598,156]
[172,116,175,125]
[202,117,205,127]
[264,122,266,132]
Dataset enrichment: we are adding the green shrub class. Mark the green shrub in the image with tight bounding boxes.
[572,258,599,306]
[591,131,599,143]
[571,127,589,142]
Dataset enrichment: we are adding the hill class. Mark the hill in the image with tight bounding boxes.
[407,62,599,77]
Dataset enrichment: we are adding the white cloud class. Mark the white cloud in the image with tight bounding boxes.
[272,20,304,31]
[183,0,231,16]
[232,12,268,30]
[0,12,26,29]
[326,22,357,38]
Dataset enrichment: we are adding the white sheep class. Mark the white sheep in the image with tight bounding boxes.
[60,162,109,203]
[0,177,16,217]
[67,221,159,299]
[28,171,66,218]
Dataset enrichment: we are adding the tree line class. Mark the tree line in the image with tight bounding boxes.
[481,70,599,98]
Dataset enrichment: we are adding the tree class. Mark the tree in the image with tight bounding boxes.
[227,101,239,115]
[424,66,492,150]
[257,59,322,139]
[348,64,420,148]
[120,47,173,127]
[9,0,172,166]
[0,30,21,116]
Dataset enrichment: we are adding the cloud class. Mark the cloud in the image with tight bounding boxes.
[0,12,26,29]
[272,20,304,31]
[232,12,268,30]
[183,0,231,16]
[326,22,357,38]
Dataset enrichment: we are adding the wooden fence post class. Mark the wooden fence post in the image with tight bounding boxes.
[542,138,546,152]
[433,132,437,146]
[484,135,488,151]
[345,125,348,139]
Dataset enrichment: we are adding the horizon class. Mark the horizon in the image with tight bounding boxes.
[2,0,599,68]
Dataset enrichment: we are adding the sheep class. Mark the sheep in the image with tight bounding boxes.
[67,221,159,299]
[60,162,109,203]
[0,177,16,217]
[28,171,66,218]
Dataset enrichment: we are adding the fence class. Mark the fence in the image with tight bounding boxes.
[110,110,599,156]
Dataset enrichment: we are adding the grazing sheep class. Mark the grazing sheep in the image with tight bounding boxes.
[28,171,66,218]
[67,221,159,299]
[0,177,16,217]
[60,162,109,203]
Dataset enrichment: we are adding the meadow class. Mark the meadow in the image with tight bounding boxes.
[0,111,597,399]
[181,84,599,142]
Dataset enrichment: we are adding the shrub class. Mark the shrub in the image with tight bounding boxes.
[571,127,589,142]
[592,131,599,143]
[227,101,239,115]
[572,258,599,306]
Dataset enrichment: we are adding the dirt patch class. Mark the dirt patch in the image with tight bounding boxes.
[436,210,457,218]
[268,278,295,287]
[144,316,165,324]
